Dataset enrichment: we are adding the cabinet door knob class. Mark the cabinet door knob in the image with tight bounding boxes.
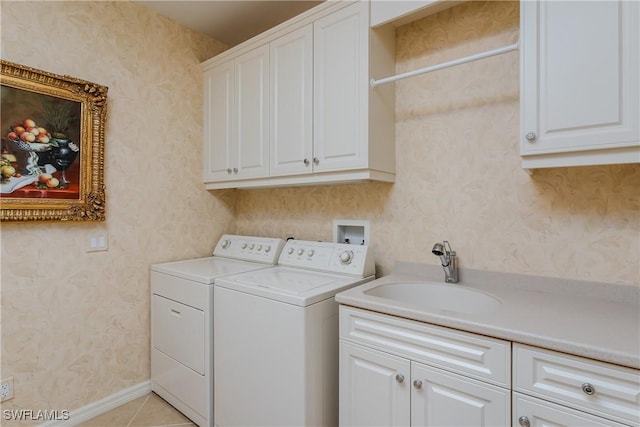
[518,416,530,427]
[395,374,404,383]
[303,158,310,166]
[233,167,238,174]
[525,132,536,141]
[582,383,595,395]
[313,157,319,165]
[226,168,232,174]
[413,380,422,389]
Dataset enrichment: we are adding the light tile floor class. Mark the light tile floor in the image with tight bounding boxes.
[78,392,195,427]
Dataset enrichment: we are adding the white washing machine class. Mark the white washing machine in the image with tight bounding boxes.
[214,239,375,427]
[150,234,285,427]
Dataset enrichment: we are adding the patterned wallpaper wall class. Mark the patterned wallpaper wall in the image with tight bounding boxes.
[235,1,640,285]
[0,1,232,423]
[0,0,638,424]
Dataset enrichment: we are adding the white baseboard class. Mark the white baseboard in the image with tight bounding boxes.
[40,381,152,427]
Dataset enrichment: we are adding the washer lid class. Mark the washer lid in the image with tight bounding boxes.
[151,256,273,284]
[215,266,373,306]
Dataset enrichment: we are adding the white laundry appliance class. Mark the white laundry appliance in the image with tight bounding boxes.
[150,234,285,427]
[214,239,375,427]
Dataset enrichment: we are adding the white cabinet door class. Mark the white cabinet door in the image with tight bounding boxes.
[521,0,639,168]
[203,61,234,182]
[235,45,270,179]
[411,363,510,427]
[314,2,369,173]
[513,392,630,427]
[339,341,410,427]
[270,25,313,176]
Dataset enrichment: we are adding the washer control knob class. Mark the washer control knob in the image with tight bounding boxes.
[308,250,315,257]
[265,246,271,253]
[297,249,305,256]
[339,250,354,264]
[257,245,262,251]
[249,244,255,250]
[221,239,231,249]
[287,247,294,255]
[241,243,248,249]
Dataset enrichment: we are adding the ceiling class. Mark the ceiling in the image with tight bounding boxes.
[134,1,323,46]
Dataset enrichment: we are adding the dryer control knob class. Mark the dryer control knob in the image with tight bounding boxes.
[241,243,248,249]
[265,246,271,253]
[339,250,354,264]
[257,245,263,251]
[221,239,231,249]
[308,250,315,257]
[297,249,305,256]
[287,247,294,255]
[249,244,255,250]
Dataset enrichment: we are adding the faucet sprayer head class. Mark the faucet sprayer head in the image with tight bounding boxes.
[432,242,449,267]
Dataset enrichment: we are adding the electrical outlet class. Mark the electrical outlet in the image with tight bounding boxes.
[1,377,14,402]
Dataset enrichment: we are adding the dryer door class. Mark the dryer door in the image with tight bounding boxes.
[152,294,205,375]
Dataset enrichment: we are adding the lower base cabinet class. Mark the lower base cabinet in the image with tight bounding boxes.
[338,302,513,427]
[339,341,410,426]
[339,341,509,427]
[339,307,640,427]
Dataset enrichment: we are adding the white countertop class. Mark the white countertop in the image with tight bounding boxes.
[335,262,640,369]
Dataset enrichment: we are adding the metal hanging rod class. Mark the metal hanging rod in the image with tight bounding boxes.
[370,41,520,88]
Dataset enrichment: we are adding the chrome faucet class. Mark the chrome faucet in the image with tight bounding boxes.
[432,241,458,283]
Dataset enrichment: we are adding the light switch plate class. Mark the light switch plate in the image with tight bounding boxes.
[87,234,108,252]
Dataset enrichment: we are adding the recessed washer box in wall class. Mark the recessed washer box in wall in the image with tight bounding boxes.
[334,220,370,245]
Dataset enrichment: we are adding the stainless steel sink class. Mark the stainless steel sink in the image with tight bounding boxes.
[364,281,501,315]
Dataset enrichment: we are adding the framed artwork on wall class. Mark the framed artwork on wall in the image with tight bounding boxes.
[0,60,108,221]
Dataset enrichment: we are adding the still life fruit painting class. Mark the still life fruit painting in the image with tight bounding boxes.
[1,60,107,221]
[1,88,81,197]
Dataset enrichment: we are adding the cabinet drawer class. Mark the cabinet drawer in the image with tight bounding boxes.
[339,306,510,387]
[513,392,630,427]
[514,344,640,425]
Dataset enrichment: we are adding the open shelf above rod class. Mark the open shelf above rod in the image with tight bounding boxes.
[370,41,520,87]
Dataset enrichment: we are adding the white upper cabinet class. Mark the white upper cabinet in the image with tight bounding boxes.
[314,3,368,173]
[202,45,269,182]
[235,46,270,179]
[520,0,640,168]
[270,25,313,177]
[203,61,234,182]
[202,1,396,189]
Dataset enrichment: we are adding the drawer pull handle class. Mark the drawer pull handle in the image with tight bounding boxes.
[395,374,404,383]
[582,383,595,395]
[413,380,422,389]
[170,309,181,317]
[518,416,530,427]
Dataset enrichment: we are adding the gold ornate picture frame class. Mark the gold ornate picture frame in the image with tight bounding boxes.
[0,60,107,221]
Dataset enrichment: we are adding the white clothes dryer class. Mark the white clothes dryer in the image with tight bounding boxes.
[214,239,375,427]
[150,235,284,427]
